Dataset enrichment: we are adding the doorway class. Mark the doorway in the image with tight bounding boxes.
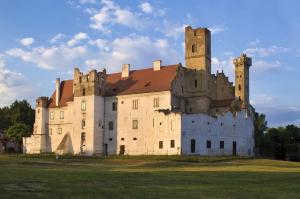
[119,145,125,155]
[232,141,237,156]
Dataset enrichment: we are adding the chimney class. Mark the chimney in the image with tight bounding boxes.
[122,64,130,78]
[153,60,161,71]
[55,78,60,106]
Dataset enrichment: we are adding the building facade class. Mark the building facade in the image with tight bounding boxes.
[23,26,254,156]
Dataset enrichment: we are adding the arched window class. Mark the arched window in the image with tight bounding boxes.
[238,84,241,91]
[192,43,197,53]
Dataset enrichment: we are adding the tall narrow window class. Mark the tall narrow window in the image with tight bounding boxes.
[112,102,117,111]
[132,120,138,129]
[194,80,198,88]
[238,84,241,91]
[153,97,159,107]
[82,119,86,129]
[81,100,86,111]
[207,140,211,149]
[192,43,197,53]
[191,139,196,153]
[60,111,64,119]
[159,141,163,149]
[170,140,175,148]
[82,88,86,96]
[132,99,138,109]
[109,121,114,130]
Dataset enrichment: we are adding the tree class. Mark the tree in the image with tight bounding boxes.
[253,107,268,147]
[5,123,31,144]
[9,100,35,131]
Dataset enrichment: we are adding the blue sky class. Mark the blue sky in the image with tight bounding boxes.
[0,0,299,127]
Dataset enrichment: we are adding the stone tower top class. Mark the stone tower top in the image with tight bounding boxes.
[73,68,106,97]
[185,26,211,73]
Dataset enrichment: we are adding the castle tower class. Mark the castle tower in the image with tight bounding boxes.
[185,26,211,73]
[233,54,252,108]
[73,68,106,155]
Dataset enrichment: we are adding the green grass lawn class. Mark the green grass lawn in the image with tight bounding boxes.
[0,155,299,199]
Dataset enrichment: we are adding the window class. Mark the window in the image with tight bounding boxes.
[191,139,196,153]
[60,111,64,119]
[82,88,86,96]
[159,141,163,149]
[207,140,211,149]
[109,121,114,130]
[132,99,138,109]
[238,84,241,91]
[170,140,175,148]
[121,138,124,141]
[153,98,159,107]
[220,141,224,149]
[194,80,198,88]
[82,119,86,129]
[112,102,117,111]
[192,43,198,53]
[57,128,62,135]
[132,120,138,129]
[81,100,86,111]
[133,138,137,140]
[50,112,54,120]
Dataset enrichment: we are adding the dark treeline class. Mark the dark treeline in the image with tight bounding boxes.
[0,100,35,146]
[254,108,300,161]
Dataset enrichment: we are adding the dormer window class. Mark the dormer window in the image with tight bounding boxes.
[192,43,198,53]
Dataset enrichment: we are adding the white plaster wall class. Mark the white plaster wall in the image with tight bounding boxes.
[104,91,173,155]
[181,110,254,156]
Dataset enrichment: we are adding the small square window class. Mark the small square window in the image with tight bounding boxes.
[153,97,159,107]
[159,141,163,149]
[112,102,117,111]
[133,138,137,140]
[109,121,114,130]
[132,120,138,129]
[170,140,175,148]
[57,128,62,135]
[206,140,211,149]
[121,138,124,141]
[109,138,112,141]
[81,101,86,111]
[60,111,64,119]
[220,141,224,149]
[132,99,138,109]
[82,119,86,129]
[50,112,54,120]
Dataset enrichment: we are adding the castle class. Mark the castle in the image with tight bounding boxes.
[23,26,254,156]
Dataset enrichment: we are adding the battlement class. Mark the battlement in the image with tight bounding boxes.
[36,97,48,108]
[73,68,106,97]
[233,54,252,67]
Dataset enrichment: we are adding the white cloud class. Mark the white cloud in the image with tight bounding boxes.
[244,45,289,57]
[162,22,187,39]
[88,38,109,51]
[79,0,96,4]
[250,94,278,105]
[211,56,235,81]
[253,60,281,71]
[249,39,260,46]
[6,45,88,69]
[87,35,179,72]
[208,25,225,35]
[67,32,89,47]
[0,54,33,107]
[88,0,146,32]
[139,2,152,13]
[19,37,35,46]
[50,33,66,44]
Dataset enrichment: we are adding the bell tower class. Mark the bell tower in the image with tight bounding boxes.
[185,26,211,73]
[233,54,252,108]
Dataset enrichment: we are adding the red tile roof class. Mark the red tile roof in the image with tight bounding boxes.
[48,65,179,108]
